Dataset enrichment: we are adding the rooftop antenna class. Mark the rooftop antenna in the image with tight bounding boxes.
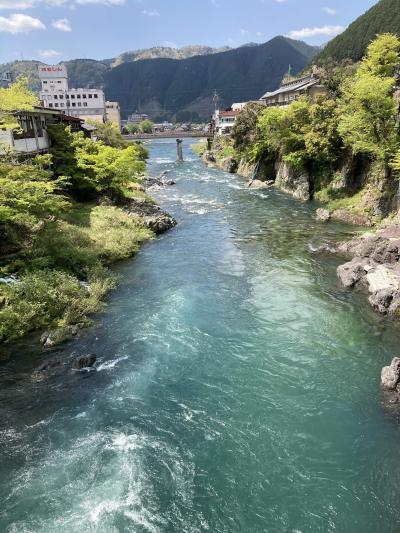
[213,89,220,111]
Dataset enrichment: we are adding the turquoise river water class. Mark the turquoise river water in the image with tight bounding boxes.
[1,139,400,532]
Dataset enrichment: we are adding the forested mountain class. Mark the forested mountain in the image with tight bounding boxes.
[316,0,400,62]
[0,45,231,94]
[105,37,318,122]
[0,38,317,121]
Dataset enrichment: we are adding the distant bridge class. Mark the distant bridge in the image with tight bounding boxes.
[124,131,209,141]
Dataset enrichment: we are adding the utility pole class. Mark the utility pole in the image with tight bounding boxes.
[213,89,220,112]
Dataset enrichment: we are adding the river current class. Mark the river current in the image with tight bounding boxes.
[1,139,400,532]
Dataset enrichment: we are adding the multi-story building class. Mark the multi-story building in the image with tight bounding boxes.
[212,109,241,136]
[127,112,149,125]
[106,101,122,131]
[260,74,327,107]
[39,64,106,123]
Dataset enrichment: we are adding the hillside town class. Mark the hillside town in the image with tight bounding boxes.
[0,61,329,156]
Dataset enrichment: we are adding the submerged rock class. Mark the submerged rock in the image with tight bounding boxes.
[126,199,177,234]
[71,353,97,370]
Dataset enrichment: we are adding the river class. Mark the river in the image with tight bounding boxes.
[1,139,400,532]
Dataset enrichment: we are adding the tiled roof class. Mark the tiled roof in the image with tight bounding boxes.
[261,77,320,100]
[219,110,241,117]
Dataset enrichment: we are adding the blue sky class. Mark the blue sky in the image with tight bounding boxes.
[0,0,377,64]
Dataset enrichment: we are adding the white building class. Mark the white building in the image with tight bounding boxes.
[39,65,106,123]
[127,112,149,124]
[0,107,83,156]
[213,109,241,136]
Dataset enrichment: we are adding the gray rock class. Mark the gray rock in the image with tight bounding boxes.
[72,353,97,370]
[316,208,331,222]
[40,325,80,348]
[247,179,272,189]
[274,160,311,201]
[369,288,394,314]
[381,357,400,391]
[126,199,177,234]
[337,258,371,288]
[221,157,238,174]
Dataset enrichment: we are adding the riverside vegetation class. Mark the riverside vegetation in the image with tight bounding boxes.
[204,34,400,226]
[0,79,174,345]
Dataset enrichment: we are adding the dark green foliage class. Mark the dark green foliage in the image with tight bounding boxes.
[316,0,400,62]
[232,102,265,158]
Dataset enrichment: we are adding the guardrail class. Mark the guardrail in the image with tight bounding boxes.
[123,131,210,140]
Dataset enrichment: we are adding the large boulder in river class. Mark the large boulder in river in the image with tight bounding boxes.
[381,358,400,391]
[71,353,97,370]
[126,199,176,234]
[316,208,331,222]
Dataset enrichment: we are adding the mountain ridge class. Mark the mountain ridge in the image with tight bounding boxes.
[0,38,318,121]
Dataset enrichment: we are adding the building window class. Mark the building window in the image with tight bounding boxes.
[89,94,93,98]
[94,94,98,99]
[43,80,47,84]
[60,103,64,107]
[59,94,64,99]
[54,95,58,100]
[48,103,53,108]
[58,81,62,84]
[72,103,76,107]
[70,94,75,99]
[83,102,88,107]
[77,94,81,99]
[54,103,59,107]
[83,94,87,99]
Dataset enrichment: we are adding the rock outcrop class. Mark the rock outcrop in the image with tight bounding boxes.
[336,226,400,315]
[126,199,177,234]
[274,160,311,201]
[40,325,82,348]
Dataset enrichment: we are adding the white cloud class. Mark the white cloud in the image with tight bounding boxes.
[286,25,344,40]
[38,48,61,57]
[323,7,336,15]
[0,0,123,7]
[141,9,159,16]
[52,17,71,31]
[0,13,45,32]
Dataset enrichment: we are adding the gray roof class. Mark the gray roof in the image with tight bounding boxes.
[260,77,320,100]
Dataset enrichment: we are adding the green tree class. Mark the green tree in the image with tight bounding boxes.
[338,34,400,162]
[126,123,140,134]
[87,120,127,148]
[0,155,68,244]
[140,120,154,133]
[231,102,264,159]
[0,77,39,130]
